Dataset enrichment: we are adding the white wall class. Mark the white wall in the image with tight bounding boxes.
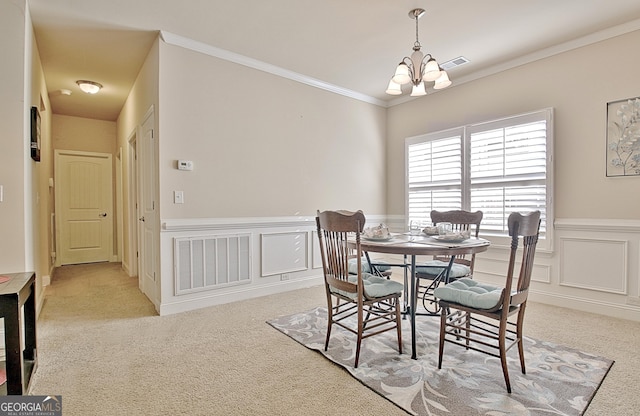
[116,37,160,277]
[53,115,117,154]
[385,30,640,320]
[31,19,54,306]
[158,41,387,219]
[0,0,31,273]
[0,1,54,359]
[154,39,387,314]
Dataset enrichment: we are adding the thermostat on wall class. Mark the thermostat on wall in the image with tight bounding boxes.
[177,160,194,171]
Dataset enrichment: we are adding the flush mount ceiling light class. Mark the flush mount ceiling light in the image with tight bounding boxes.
[76,80,103,94]
[386,8,452,97]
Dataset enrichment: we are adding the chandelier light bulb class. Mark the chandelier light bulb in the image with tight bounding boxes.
[433,71,452,90]
[410,82,427,97]
[392,63,411,85]
[422,58,441,82]
[386,79,403,95]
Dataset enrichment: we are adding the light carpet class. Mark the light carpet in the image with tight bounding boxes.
[268,307,614,416]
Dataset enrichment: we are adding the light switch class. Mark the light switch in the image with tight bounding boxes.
[174,190,184,204]
[0,185,3,202]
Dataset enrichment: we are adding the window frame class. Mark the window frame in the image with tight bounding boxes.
[404,108,554,252]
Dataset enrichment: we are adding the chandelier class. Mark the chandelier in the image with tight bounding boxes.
[386,8,451,97]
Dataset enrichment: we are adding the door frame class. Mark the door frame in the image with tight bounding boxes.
[116,147,123,263]
[54,149,114,266]
[127,130,138,277]
[135,105,159,308]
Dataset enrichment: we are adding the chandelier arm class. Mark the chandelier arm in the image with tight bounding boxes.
[401,57,418,84]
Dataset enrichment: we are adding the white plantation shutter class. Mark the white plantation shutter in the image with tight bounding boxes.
[406,109,552,236]
[407,129,463,223]
[469,118,548,234]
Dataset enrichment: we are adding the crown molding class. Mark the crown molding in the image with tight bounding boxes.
[160,31,387,108]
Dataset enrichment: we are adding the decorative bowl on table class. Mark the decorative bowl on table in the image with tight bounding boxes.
[433,230,471,243]
[363,224,393,241]
[422,226,439,236]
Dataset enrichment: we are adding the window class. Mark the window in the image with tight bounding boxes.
[406,109,553,238]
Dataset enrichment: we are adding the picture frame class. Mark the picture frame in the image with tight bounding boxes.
[606,97,640,177]
[30,106,41,162]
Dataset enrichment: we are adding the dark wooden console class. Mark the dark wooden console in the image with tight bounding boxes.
[0,272,37,395]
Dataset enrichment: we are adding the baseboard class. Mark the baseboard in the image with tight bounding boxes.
[36,284,48,319]
[121,259,133,277]
[158,275,323,316]
[529,290,640,321]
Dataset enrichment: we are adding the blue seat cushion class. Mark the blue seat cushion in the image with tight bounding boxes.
[348,257,392,275]
[433,278,503,309]
[415,260,471,279]
[331,273,403,300]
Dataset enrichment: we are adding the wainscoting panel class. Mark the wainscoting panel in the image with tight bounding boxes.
[311,230,322,269]
[174,233,251,295]
[260,231,308,276]
[547,218,640,320]
[161,217,326,315]
[476,256,552,285]
[559,237,627,294]
[158,216,640,320]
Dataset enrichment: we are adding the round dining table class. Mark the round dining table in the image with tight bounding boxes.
[354,233,490,359]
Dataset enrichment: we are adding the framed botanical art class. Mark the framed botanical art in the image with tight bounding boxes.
[30,106,41,162]
[606,97,640,177]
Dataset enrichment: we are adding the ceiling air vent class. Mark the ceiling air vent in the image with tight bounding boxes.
[440,56,470,71]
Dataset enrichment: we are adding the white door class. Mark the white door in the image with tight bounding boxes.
[138,109,158,304]
[55,150,113,265]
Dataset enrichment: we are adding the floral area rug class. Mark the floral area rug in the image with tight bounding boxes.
[267,307,613,416]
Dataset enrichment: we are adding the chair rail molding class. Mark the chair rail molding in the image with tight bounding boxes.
[554,218,640,233]
[162,214,389,232]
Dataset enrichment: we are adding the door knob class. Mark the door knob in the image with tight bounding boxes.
[139,216,145,222]
[99,212,107,217]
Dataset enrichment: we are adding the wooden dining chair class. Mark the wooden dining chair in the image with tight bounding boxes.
[415,210,483,314]
[316,210,404,367]
[434,211,541,393]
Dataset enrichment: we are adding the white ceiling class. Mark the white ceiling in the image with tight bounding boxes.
[29,0,640,121]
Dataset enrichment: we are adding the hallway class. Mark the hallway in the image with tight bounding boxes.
[43,262,156,320]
